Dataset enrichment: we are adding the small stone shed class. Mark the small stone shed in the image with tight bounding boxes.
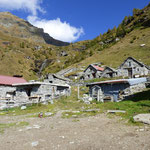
[86,78,147,102]
[81,64,104,80]
[13,82,71,105]
[101,67,118,78]
[44,74,71,84]
[118,57,150,78]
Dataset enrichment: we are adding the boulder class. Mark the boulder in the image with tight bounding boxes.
[133,114,150,124]
[45,112,53,117]
[107,110,126,113]
[21,106,26,110]
[31,141,39,147]
[140,44,146,47]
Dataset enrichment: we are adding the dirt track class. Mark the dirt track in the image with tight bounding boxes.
[0,112,150,150]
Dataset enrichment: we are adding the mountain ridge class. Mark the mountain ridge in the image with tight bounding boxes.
[0,12,69,46]
[0,4,150,80]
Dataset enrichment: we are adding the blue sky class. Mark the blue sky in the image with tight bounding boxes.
[0,0,149,42]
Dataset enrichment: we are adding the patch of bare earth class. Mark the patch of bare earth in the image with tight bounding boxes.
[0,112,150,150]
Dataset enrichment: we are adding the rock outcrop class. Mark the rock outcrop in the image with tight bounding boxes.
[0,12,69,46]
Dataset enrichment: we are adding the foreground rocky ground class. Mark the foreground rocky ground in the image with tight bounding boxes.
[0,111,150,150]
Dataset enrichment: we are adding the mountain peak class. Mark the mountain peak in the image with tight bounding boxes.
[0,12,69,46]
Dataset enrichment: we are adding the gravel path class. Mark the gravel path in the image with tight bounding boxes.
[0,112,150,150]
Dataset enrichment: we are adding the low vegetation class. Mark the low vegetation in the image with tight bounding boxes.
[0,87,150,125]
[0,121,29,134]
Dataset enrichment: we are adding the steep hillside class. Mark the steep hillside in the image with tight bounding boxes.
[73,27,150,70]
[0,3,150,80]
[0,12,69,46]
[63,4,150,74]
[0,28,91,80]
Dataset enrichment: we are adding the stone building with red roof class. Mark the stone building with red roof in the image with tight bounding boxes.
[81,64,104,80]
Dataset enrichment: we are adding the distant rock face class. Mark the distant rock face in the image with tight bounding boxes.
[0,12,69,46]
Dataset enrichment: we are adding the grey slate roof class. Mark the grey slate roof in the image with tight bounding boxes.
[87,77,147,86]
[119,57,150,69]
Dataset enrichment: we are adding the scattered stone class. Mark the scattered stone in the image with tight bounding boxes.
[33,125,41,129]
[60,51,68,56]
[59,136,65,139]
[115,38,120,42]
[31,141,39,147]
[34,45,42,50]
[0,105,8,110]
[139,128,145,132]
[21,106,26,110]
[83,109,100,112]
[69,141,74,144]
[133,114,150,124]
[72,111,80,113]
[99,41,104,45]
[45,112,53,117]
[82,95,93,104]
[26,126,32,130]
[140,44,146,47]
[107,110,126,113]
[72,115,77,117]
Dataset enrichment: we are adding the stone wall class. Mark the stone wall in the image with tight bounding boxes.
[83,66,102,80]
[0,84,71,109]
[124,83,146,96]
[0,85,16,98]
[118,58,149,77]
[101,69,117,78]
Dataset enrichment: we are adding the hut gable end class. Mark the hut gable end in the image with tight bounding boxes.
[119,57,144,69]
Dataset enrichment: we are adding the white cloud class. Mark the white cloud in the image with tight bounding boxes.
[0,0,44,15]
[0,0,84,42]
[27,16,84,42]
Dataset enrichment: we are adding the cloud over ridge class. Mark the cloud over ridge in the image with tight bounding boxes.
[28,16,84,42]
[0,0,84,42]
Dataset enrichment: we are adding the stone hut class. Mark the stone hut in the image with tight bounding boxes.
[101,67,118,78]
[81,64,104,80]
[44,74,71,84]
[0,75,71,109]
[86,77,147,102]
[13,82,71,105]
[118,57,150,78]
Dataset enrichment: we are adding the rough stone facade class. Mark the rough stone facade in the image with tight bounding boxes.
[0,82,71,109]
[44,74,70,84]
[118,57,150,78]
[101,67,118,78]
[87,78,147,102]
[81,64,104,80]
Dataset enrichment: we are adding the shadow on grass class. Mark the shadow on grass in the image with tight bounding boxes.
[124,89,150,102]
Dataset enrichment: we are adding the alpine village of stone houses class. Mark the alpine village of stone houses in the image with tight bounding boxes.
[0,1,150,150]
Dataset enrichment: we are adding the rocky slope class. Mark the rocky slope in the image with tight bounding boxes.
[0,12,69,46]
[0,4,150,80]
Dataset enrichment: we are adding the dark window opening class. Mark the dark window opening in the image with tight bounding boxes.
[109,73,113,78]
[129,62,131,67]
[25,88,32,97]
[92,73,96,78]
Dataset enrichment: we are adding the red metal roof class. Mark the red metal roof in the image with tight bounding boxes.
[0,75,27,86]
[93,65,104,71]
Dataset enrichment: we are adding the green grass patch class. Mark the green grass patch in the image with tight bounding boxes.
[0,103,56,116]
[0,121,29,134]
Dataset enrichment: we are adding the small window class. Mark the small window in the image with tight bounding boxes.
[129,62,131,67]
[137,68,139,71]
